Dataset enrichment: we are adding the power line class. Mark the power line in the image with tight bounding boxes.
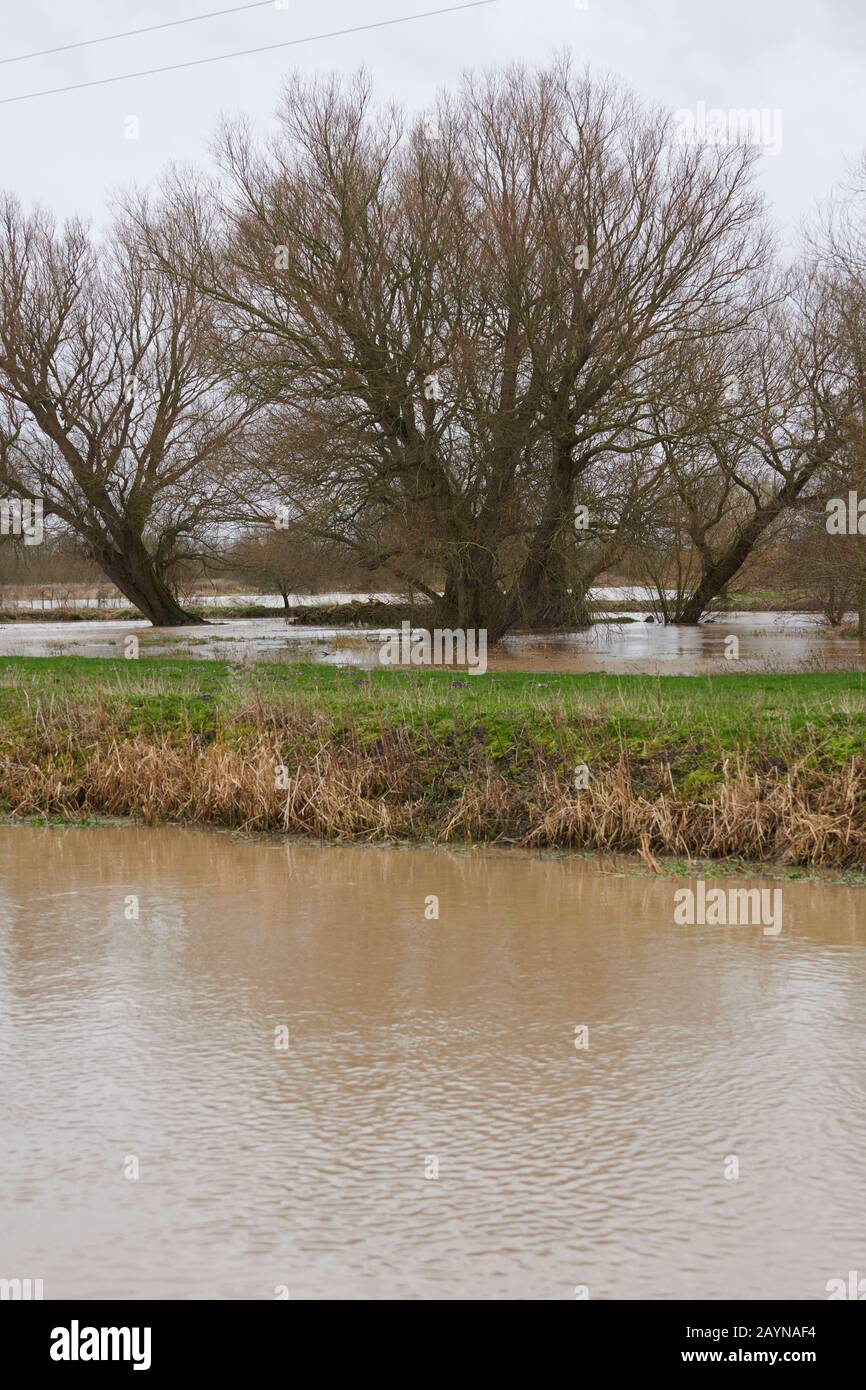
[0,1,275,67]
[0,3,496,106]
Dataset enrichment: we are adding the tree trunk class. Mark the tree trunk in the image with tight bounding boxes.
[509,446,593,631]
[677,502,784,624]
[858,576,866,640]
[823,585,842,627]
[93,539,202,626]
[434,546,510,640]
[516,565,593,629]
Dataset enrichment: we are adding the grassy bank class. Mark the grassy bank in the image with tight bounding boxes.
[1,657,864,867]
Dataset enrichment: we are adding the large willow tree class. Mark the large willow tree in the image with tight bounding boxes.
[138,56,770,637]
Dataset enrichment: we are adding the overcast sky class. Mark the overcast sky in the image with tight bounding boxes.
[2,0,864,245]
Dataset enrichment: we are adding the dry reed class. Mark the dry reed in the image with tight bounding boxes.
[2,726,865,868]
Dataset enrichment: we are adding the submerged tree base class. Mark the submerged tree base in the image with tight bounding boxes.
[150,611,209,627]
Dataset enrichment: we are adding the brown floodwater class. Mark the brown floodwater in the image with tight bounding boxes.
[1,824,865,1300]
[0,609,864,674]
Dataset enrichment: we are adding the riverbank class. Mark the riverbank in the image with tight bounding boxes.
[1,657,864,868]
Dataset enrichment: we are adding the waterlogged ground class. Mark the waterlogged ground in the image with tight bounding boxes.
[1,824,865,1299]
[0,586,670,611]
[0,608,863,674]
[0,590,402,612]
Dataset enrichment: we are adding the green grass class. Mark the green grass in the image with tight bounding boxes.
[1,656,864,779]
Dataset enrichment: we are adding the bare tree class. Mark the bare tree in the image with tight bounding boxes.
[629,274,851,623]
[0,199,254,625]
[808,159,866,633]
[135,58,769,637]
[227,526,354,608]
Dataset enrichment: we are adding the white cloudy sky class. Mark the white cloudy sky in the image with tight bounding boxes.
[2,0,864,244]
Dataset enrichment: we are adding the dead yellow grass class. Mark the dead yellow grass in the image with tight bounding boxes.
[2,732,865,867]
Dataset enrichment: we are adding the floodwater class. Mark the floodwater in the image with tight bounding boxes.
[0,589,402,612]
[0,585,665,611]
[0,608,863,674]
[1,823,864,1300]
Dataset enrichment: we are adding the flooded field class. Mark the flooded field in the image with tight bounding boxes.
[0,608,862,674]
[0,585,669,611]
[1,824,864,1299]
[0,590,402,612]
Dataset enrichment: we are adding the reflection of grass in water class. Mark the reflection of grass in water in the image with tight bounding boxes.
[0,657,864,867]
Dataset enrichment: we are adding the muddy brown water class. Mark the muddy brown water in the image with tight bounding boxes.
[0,610,864,674]
[1,824,865,1299]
